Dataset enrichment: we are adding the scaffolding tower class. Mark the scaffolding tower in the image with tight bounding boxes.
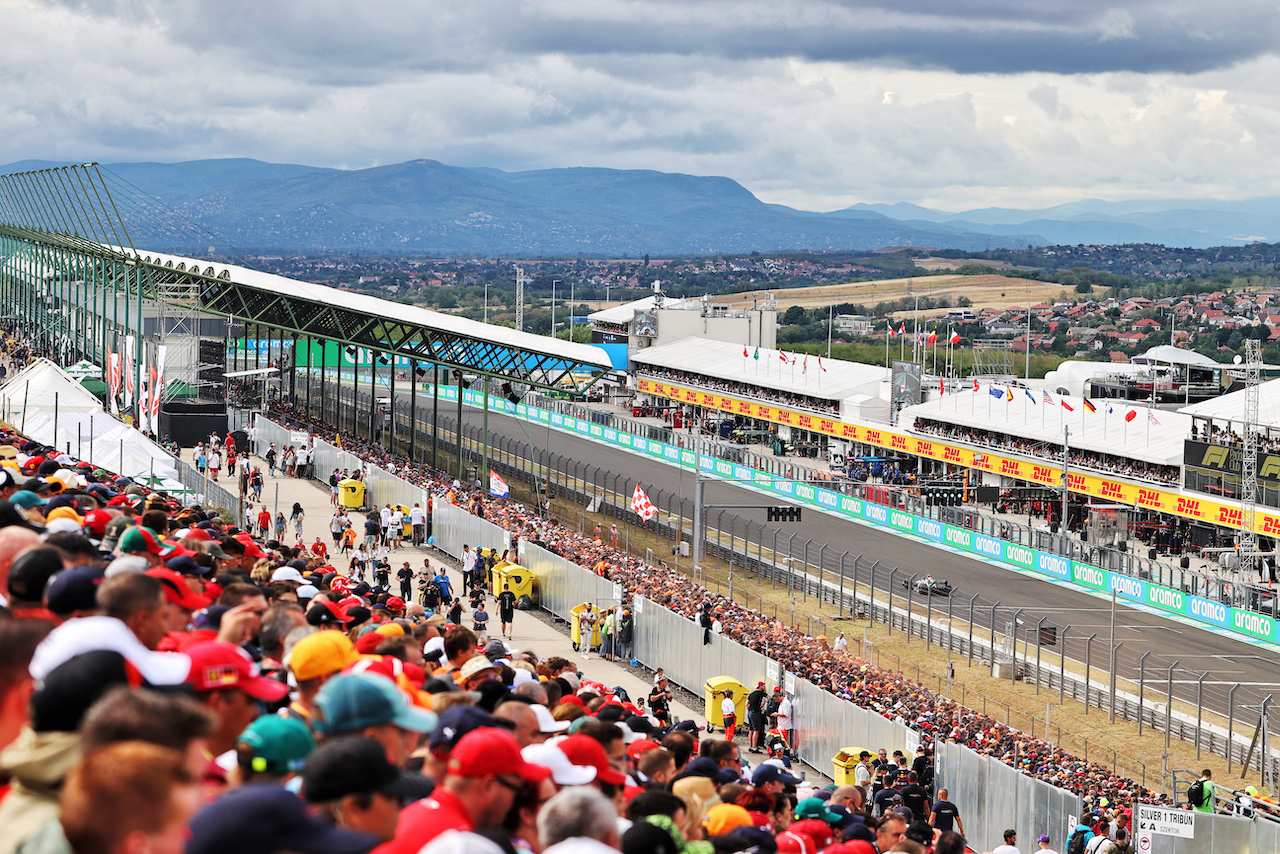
[1240,338,1262,569]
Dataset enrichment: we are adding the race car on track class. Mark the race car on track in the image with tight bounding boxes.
[903,575,954,596]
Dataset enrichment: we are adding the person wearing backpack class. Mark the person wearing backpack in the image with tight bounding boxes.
[1107,829,1133,854]
[1188,769,1215,812]
[1066,815,1095,854]
[1084,821,1111,854]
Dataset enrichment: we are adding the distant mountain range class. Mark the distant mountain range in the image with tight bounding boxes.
[3,157,1278,254]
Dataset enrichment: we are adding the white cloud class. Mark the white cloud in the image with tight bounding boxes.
[3,0,1280,213]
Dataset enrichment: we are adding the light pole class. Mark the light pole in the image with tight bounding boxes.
[552,279,560,338]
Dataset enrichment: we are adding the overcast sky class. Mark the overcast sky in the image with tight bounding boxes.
[4,0,1278,211]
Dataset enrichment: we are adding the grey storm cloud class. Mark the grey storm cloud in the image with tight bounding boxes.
[46,0,1280,75]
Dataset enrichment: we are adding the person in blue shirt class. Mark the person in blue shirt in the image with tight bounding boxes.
[433,569,452,602]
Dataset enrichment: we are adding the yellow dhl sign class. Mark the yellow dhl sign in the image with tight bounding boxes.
[638,377,1280,535]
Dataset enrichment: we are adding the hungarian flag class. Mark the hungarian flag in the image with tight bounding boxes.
[1125,409,1137,422]
[1082,398,1097,413]
[631,485,658,522]
[950,330,961,344]
[1061,400,1074,412]
[489,469,510,498]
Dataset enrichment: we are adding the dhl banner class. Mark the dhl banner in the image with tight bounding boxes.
[637,377,1280,536]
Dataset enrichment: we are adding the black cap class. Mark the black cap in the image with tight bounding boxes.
[186,783,377,854]
[302,737,422,804]
[8,547,63,601]
[626,714,657,736]
[0,501,43,533]
[31,650,133,732]
[45,566,105,615]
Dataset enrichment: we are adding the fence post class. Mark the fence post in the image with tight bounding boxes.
[1190,671,1204,760]
[1059,625,1070,706]
[1164,661,1179,752]
[817,544,827,605]
[888,569,899,635]
[1228,684,1239,773]
[1137,650,1151,734]
[989,603,999,676]
[968,594,978,667]
[1034,617,1045,694]
[1009,608,1023,686]
[904,574,916,642]
[801,538,811,601]
[926,586,934,650]
[838,552,850,615]
[869,561,878,624]
[1084,633,1096,714]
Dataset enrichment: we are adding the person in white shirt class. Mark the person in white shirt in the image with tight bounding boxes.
[992,828,1021,854]
[720,690,738,739]
[1036,833,1060,854]
[462,545,478,592]
[834,632,848,652]
[389,507,405,549]
[379,504,392,545]
[296,446,309,478]
[409,503,426,546]
[773,691,793,742]
[1085,823,1110,854]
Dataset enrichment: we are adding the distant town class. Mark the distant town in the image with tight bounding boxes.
[240,242,1280,375]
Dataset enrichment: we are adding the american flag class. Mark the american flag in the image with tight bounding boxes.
[631,485,658,522]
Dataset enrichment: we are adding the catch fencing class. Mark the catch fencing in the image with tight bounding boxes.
[934,740,1081,854]
[521,542,624,625]
[431,499,511,566]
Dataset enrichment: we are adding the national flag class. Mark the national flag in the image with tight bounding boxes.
[803,355,809,373]
[940,376,945,395]
[897,323,906,336]
[928,331,938,345]
[972,379,979,393]
[950,330,961,344]
[1125,409,1137,423]
[780,351,789,363]
[1148,410,1160,426]
[818,356,827,372]
[887,323,896,338]
[743,345,749,358]
[1106,402,1115,415]
[1005,387,1014,401]
[148,360,159,433]
[753,347,759,360]
[1082,398,1097,413]
[489,469,510,498]
[123,337,136,408]
[1025,388,1036,404]
[989,387,1004,400]
[1042,390,1053,405]
[1061,400,1074,412]
[631,485,658,522]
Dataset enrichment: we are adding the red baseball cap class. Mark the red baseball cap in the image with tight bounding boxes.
[234,534,266,559]
[447,728,552,783]
[385,596,406,612]
[557,734,626,786]
[83,509,113,537]
[147,567,211,611]
[626,738,663,761]
[184,641,290,702]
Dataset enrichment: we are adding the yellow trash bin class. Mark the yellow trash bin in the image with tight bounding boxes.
[570,604,602,652]
[704,676,748,733]
[338,479,366,510]
[831,746,871,786]
[491,562,538,604]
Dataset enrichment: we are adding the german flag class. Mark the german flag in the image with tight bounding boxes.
[1082,398,1097,413]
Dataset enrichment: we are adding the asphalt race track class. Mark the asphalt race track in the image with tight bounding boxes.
[468,406,1280,722]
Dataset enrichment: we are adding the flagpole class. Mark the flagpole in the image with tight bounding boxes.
[885,326,891,378]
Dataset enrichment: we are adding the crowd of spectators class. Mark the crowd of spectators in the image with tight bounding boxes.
[263,403,1179,815]
[911,419,1181,486]
[636,367,842,417]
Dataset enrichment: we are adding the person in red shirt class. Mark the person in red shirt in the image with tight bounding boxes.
[379,727,550,854]
[256,505,271,539]
[312,537,329,559]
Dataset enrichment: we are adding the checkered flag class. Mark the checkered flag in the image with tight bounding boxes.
[631,485,658,522]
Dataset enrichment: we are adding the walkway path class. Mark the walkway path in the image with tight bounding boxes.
[207,449,703,724]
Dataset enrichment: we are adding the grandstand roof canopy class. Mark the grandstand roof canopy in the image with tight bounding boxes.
[900,388,1190,467]
[588,295,690,325]
[1178,377,1280,429]
[632,338,885,403]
